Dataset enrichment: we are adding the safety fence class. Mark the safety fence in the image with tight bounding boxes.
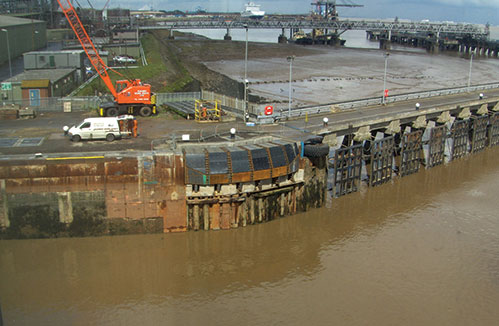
[201,90,259,117]
[1,96,102,112]
[156,92,201,104]
[2,82,498,117]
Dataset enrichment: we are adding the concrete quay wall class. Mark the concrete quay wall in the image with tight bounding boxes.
[0,142,328,239]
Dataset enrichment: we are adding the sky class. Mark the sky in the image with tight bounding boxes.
[81,0,498,25]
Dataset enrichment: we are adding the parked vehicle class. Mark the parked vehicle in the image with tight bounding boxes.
[113,55,137,64]
[63,115,137,142]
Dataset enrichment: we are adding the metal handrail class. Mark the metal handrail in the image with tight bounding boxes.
[256,82,499,123]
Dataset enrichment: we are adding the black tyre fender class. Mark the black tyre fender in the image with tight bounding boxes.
[139,106,152,117]
[71,134,81,142]
[106,107,119,117]
[304,135,324,145]
[106,133,115,142]
[303,143,329,158]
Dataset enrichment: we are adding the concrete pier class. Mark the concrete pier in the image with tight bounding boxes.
[366,30,498,56]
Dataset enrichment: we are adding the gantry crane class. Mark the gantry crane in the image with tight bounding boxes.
[312,1,363,20]
[56,0,157,117]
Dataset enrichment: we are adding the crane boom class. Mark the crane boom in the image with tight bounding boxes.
[56,0,156,117]
[56,0,118,98]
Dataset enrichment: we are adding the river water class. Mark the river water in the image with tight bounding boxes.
[1,147,499,325]
[185,25,499,47]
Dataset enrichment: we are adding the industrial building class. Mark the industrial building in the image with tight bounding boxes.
[23,50,87,82]
[1,68,77,104]
[0,15,47,66]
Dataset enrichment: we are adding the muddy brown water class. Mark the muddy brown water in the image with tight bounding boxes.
[1,148,499,325]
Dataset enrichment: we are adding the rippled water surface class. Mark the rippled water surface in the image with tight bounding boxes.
[1,148,499,325]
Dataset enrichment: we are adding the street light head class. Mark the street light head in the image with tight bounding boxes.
[1,29,7,32]
[415,103,421,110]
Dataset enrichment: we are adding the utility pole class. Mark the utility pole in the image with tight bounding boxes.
[1,29,12,78]
[468,52,474,89]
[382,52,390,105]
[243,24,248,122]
[287,55,295,118]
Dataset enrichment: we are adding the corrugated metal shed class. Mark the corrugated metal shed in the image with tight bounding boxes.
[5,69,76,83]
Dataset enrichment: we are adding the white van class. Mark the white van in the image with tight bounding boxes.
[63,115,136,142]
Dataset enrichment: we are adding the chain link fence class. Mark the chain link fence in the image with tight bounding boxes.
[1,96,102,112]
[156,92,201,104]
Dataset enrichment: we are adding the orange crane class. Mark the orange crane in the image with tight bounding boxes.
[56,0,157,117]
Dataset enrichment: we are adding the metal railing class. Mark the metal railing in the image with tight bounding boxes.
[150,125,269,151]
[1,96,101,112]
[3,82,497,117]
[139,17,488,38]
[156,92,201,104]
[256,82,499,124]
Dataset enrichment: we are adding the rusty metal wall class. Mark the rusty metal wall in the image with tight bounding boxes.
[369,136,395,187]
[451,120,470,160]
[471,115,489,153]
[0,153,187,234]
[428,125,447,167]
[490,113,499,147]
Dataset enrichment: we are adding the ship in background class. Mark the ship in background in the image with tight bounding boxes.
[241,2,265,19]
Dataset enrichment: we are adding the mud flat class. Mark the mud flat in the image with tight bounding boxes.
[203,46,499,107]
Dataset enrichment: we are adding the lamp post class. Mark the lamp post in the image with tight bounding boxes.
[467,51,474,89]
[287,55,295,118]
[1,28,12,78]
[243,24,248,122]
[382,52,390,105]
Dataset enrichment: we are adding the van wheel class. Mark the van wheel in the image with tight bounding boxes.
[139,106,152,117]
[71,135,81,142]
[106,133,115,142]
[106,107,118,117]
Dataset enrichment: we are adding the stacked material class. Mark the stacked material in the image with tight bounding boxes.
[0,105,20,120]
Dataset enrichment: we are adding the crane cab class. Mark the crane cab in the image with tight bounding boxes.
[99,80,157,117]
[116,79,152,104]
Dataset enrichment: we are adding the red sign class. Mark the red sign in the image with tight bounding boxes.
[384,89,389,97]
[264,105,273,115]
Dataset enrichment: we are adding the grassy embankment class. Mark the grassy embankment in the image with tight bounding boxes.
[75,32,193,96]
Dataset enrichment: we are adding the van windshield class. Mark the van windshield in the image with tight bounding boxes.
[79,122,91,129]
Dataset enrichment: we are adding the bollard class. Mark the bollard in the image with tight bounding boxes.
[323,117,329,127]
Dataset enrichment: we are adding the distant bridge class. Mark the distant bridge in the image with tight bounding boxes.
[139,17,488,38]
